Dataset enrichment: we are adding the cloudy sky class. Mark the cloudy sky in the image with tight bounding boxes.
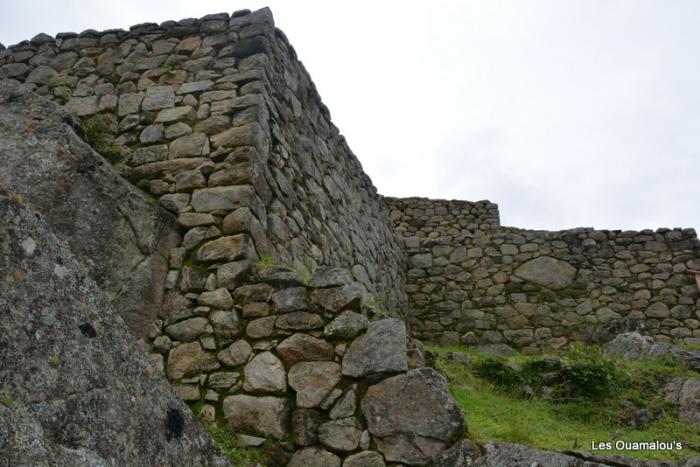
[2,1,698,231]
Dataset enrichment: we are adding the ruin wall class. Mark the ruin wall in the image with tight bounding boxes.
[387,197,700,352]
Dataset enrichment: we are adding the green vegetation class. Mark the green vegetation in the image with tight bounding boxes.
[292,263,312,285]
[2,396,13,407]
[429,344,699,461]
[256,255,275,271]
[79,115,122,164]
[204,423,270,466]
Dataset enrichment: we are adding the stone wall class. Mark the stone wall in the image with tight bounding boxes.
[0,7,405,318]
[387,197,700,352]
[148,264,466,465]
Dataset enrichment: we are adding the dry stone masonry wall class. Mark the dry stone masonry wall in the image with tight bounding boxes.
[387,197,700,352]
[0,7,405,319]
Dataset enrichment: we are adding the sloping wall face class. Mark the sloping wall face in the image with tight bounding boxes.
[0,7,405,318]
[387,197,700,352]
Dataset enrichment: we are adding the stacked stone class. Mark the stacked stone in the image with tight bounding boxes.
[388,198,700,351]
[147,265,465,465]
[0,7,406,318]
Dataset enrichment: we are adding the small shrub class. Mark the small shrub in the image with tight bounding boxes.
[79,115,122,163]
[474,358,524,390]
[2,396,14,407]
[256,255,274,270]
[204,423,269,465]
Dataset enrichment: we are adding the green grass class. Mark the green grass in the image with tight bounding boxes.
[429,344,700,461]
[204,423,269,466]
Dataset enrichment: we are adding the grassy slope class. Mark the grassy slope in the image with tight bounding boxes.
[429,345,700,461]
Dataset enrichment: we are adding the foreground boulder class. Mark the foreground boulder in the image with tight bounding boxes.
[0,175,227,464]
[362,367,467,464]
[0,82,180,339]
[604,332,700,372]
[665,377,700,426]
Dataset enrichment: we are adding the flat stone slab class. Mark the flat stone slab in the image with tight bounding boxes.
[514,256,577,289]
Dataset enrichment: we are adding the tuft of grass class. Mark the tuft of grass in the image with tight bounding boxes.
[2,396,13,407]
[430,344,700,461]
[256,255,274,271]
[79,115,122,164]
[8,193,23,205]
[204,423,269,466]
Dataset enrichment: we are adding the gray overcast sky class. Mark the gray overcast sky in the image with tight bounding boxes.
[2,1,699,231]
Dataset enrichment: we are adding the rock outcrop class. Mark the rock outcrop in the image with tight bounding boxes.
[0,185,228,465]
[0,81,180,339]
[604,332,700,372]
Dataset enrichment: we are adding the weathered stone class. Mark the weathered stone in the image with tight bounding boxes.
[646,302,670,318]
[178,212,216,228]
[604,332,700,372]
[218,339,252,367]
[287,447,340,467]
[195,115,231,135]
[0,185,226,465]
[308,267,354,287]
[243,351,287,393]
[310,284,364,313]
[140,124,164,144]
[198,288,233,309]
[210,310,240,340]
[155,105,195,123]
[65,96,98,116]
[514,256,577,289]
[433,439,481,467]
[208,371,240,389]
[191,185,256,212]
[176,384,200,401]
[223,395,290,439]
[665,377,700,425]
[0,83,180,340]
[324,310,369,338]
[217,260,252,289]
[133,145,169,165]
[176,36,202,52]
[319,417,362,452]
[329,385,356,419]
[272,287,308,312]
[276,311,324,330]
[167,342,220,379]
[292,408,320,446]
[277,333,334,364]
[170,132,210,158]
[177,80,214,94]
[26,65,58,85]
[165,122,193,139]
[117,92,143,116]
[195,234,254,262]
[165,317,208,341]
[142,85,175,111]
[246,316,276,339]
[210,122,269,154]
[362,368,467,465]
[342,318,408,377]
[288,362,342,408]
[344,451,386,467]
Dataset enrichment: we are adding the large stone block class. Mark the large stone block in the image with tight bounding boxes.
[288,362,341,408]
[514,256,577,289]
[223,395,291,439]
[191,185,257,212]
[361,368,467,464]
[342,318,408,377]
[195,234,254,263]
